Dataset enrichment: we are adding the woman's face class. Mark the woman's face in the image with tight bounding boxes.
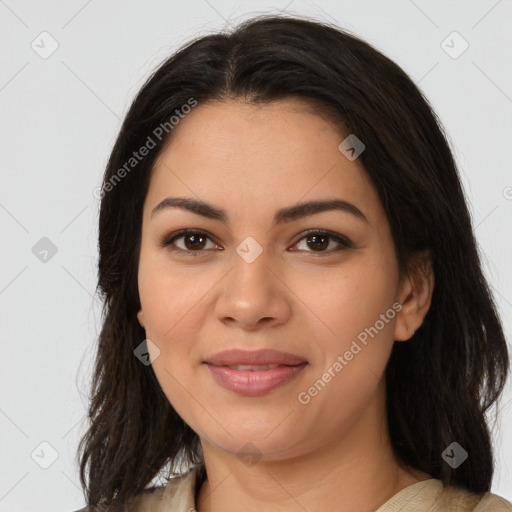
[137,98,409,461]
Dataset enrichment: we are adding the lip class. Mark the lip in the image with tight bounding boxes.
[203,349,308,396]
[204,348,307,366]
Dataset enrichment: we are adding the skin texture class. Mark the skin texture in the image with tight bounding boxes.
[137,98,434,512]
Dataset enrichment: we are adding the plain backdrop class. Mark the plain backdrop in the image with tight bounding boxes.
[0,1,511,510]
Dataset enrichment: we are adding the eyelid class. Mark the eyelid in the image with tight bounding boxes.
[159,228,353,254]
[291,228,353,250]
[158,228,220,252]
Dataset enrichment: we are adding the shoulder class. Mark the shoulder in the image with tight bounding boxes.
[475,493,512,512]
[71,486,165,512]
[72,465,201,512]
[378,478,512,512]
[443,485,512,512]
[431,480,512,511]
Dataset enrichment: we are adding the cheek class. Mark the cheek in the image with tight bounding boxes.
[138,270,202,415]
[295,270,397,440]
[137,250,215,404]
[137,245,207,340]
[298,257,398,410]
[300,258,398,344]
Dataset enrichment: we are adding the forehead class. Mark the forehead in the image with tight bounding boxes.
[157,98,346,165]
[146,98,382,227]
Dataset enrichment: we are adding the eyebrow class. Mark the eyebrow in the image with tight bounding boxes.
[151,197,369,226]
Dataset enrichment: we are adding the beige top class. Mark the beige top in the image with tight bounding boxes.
[76,464,512,511]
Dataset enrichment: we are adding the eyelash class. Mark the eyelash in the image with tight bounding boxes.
[159,229,353,257]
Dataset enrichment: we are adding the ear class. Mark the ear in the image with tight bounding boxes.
[137,309,146,329]
[394,249,435,342]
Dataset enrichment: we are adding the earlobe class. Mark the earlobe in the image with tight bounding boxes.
[137,309,145,329]
[394,289,416,341]
[394,250,435,342]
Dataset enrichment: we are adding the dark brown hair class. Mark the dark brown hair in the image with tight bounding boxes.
[77,14,510,510]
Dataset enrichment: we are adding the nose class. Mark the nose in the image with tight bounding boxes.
[214,245,292,331]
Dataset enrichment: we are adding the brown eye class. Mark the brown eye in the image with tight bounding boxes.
[305,233,329,251]
[160,230,218,254]
[293,230,352,253]
[181,232,208,250]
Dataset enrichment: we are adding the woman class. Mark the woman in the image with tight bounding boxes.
[76,14,512,512]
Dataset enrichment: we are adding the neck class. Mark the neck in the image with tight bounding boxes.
[195,385,430,512]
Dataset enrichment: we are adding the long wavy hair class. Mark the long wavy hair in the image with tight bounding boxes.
[77,14,510,510]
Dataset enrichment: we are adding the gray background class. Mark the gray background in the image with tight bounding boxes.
[0,0,511,510]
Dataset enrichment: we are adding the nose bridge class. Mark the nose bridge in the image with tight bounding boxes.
[216,234,289,327]
[230,235,274,296]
